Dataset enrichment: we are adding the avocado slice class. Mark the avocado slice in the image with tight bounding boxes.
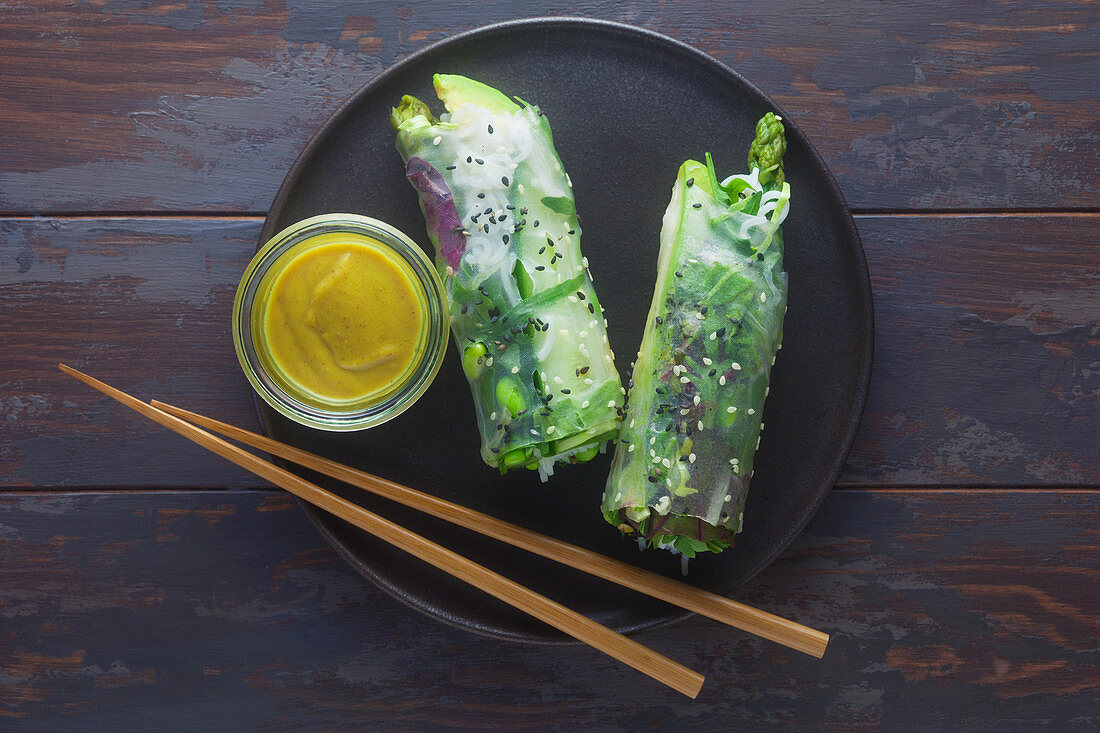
[433,73,520,115]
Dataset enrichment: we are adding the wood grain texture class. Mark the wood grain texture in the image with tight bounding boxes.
[0,1,1096,213]
[0,489,1095,730]
[2,215,1096,488]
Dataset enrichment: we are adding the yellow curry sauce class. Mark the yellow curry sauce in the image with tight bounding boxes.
[257,233,425,405]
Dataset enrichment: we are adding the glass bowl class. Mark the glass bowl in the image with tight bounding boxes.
[233,214,449,431]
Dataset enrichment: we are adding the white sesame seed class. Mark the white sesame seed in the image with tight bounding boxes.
[485,357,493,367]
[628,444,635,452]
[432,136,442,145]
[568,295,578,303]
[756,436,761,450]
[719,375,727,385]
[652,455,660,464]
[693,395,701,406]
[584,378,593,385]
[650,449,657,457]
[680,408,690,416]
[511,366,519,374]
[760,423,765,431]
[688,453,696,463]
[582,349,590,359]
[697,420,704,431]
[666,478,672,488]
[729,458,737,465]
[579,330,588,337]
[731,362,741,371]
[490,412,497,420]
[582,257,589,267]
[709,332,717,340]
[581,400,590,408]
[607,400,616,408]
[724,495,732,502]
[559,329,570,337]
[578,344,586,353]
[702,357,712,366]
[620,386,626,395]
[615,492,622,502]
[747,408,755,415]
[518,184,525,194]
[662,458,671,468]
[554,376,563,385]
[765,386,770,397]
[629,419,635,428]
[680,376,690,384]
[650,437,656,445]
[760,292,767,303]
[727,406,737,413]
[688,258,699,264]
[530,429,539,436]
[546,426,556,434]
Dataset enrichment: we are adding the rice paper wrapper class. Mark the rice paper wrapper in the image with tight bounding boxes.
[603,162,789,551]
[396,100,623,475]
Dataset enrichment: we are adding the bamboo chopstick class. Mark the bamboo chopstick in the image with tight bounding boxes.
[150,400,829,658]
[59,364,704,698]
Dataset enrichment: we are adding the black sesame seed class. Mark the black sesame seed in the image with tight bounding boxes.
[475,158,484,165]
[757,253,765,261]
[477,192,485,199]
[579,366,589,375]
[692,203,702,209]
[501,176,510,186]
[716,327,726,338]
[506,204,515,210]
[648,475,659,483]
[484,207,493,215]
[502,234,509,244]
[700,306,708,315]
[561,388,571,394]
[568,229,575,235]
[446,165,457,170]
[709,368,717,377]
[576,291,586,300]
[538,247,546,254]
[675,271,683,278]
[686,177,694,187]
[460,305,468,314]
[535,265,545,271]
[587,303,595,313]
[487,124,494,134]
[547,237,554,247]
[533,220,540,227]
[466,156,472,163]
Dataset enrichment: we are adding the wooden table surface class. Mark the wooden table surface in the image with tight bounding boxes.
[2,2,1097,730]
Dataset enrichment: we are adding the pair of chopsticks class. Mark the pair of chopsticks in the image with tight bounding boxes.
[60,364,828,698]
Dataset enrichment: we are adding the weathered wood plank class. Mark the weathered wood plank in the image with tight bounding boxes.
[2,215,1095,488]
[0,489,1095,730]
[0,1,1095,212]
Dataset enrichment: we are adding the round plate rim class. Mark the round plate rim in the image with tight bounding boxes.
[258,16,874,644]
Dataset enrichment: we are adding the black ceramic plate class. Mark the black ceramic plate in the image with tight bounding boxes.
[258,18,872,643]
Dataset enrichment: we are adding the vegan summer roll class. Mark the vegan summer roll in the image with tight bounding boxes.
[392,75,624,478]
[602,113,790,559]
